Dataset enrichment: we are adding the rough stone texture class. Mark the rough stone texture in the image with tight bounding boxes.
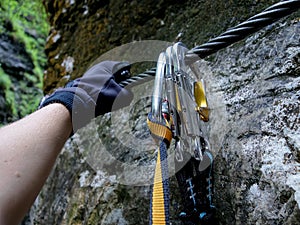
[0,32,43,123]
[0,32,33,122]
[24,1,300,225]
[42,0,278,93]
[0,33,34,75]
[205,18,300,224]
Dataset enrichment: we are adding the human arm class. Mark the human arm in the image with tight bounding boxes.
[0,61,133,225]
[0,103,72,225]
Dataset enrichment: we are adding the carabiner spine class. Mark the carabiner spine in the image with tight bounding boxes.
[165,46,181,138]
[152,52,166,122]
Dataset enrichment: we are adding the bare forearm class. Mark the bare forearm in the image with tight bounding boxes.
[0,103,72,225]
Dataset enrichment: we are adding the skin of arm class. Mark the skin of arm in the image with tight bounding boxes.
[0,103,72,225]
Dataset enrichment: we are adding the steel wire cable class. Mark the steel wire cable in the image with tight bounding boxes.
[121,0,300,87]
[119,67,156,88]
[185,0,300,63]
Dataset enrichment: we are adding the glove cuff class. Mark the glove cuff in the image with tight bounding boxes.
[39,91,74,115]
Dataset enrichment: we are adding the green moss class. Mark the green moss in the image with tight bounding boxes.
[0,67,17,117]
[0,0,49,123]
[67,202,79,225]
[87,208,101,225]
[0,68,42,121]
[0,69,11,88]
[5,91,17,117]
[18,79,42,117]
[9,2,48,84]
[0,0,49,85]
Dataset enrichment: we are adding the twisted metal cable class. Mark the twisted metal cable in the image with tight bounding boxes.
[119,67,156,88]
[123,0,300,86]
[185,0,300,63]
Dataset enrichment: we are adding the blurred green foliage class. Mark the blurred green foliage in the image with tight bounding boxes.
[0,0,49,121]
[0,0,49,85]
[0,67,16,116]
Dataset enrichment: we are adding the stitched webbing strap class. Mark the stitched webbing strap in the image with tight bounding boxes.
[147,113,172,145]
[147,113,172,225]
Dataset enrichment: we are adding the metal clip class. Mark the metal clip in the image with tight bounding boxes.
[151,42,211,162]
[151,52,166,122]
[174,140,184,162]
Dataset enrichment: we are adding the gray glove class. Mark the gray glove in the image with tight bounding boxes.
[40,61,133,132]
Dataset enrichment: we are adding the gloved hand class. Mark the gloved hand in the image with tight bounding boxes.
[39,60,133,132]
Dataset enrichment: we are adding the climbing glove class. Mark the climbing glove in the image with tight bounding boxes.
[39,60,133,132]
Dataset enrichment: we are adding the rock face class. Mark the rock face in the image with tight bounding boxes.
[24,1,300,225]
[206,20,300,224]
[42,0,279,93]
[0,32,36,123]
[0,33,34,76]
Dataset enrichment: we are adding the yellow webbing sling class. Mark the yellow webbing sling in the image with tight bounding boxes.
[147,113,172,225]
[152,150,166,224]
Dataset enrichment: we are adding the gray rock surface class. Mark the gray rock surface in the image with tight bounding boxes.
[23,1,300,225]
[207,19,300,224]
[25,18,300,225]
